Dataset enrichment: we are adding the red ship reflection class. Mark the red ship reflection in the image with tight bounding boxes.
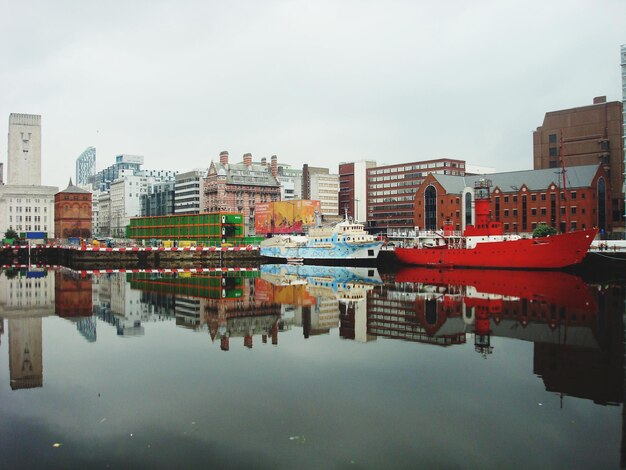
[390,267,597,355]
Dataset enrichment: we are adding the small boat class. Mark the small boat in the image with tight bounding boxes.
[260,216,383,263]
[394,180,597,269]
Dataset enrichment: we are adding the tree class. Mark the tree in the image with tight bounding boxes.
[533,224,557,238]
[4,228,18,240]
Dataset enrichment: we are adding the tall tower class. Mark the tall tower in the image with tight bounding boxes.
[75,146,96,186]
[7,113,41,185]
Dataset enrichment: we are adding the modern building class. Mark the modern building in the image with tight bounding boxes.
[54,179,93,239]
[109,171,153,238]
[0,113,58,238]
[141,180,175,217]
[275,163,302,200]
[92,154,144,192]
[339,160,376,222]
[410,164,610,234]
[175,169,207,214]
[302,165,339,217]
[365,158,466,233]
[97,192,111,237]
[203,152,281,235]
[533,97,624,232]
[75,147,96,186]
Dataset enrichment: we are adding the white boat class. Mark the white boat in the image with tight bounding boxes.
[260,218,382,262]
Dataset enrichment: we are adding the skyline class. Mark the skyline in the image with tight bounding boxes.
[1,0,625,189]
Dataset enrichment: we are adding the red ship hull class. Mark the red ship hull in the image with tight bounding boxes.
[394,228,597,269]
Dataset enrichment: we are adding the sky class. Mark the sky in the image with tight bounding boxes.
[1,0,624,189]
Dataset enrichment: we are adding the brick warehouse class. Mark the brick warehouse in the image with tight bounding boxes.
[533,97,624,231]
[411,165,610,234]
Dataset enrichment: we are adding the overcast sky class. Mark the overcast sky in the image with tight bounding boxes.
[1,0,624,189]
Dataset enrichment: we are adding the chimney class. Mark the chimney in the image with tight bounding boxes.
[219,151,229,165]
[271,155,278,178]
[593,96,607,104]
[220,336,230,351]
[261,157,267,166]
[243,153,252,167]
[244,335,253,349]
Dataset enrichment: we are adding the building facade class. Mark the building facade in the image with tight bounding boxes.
[302,164,339,217]
[411,165,610,234]
[533,97,624,232]
[339,160,376,222]
[75,146,96,186]
[175,169,207,214]
[54,179,93,239]
[92,154,144,191]
[8,113,41,186]
[141,180,175,217]
[0,113,57,238]
[203,152,281,235]
[366,158,466,233]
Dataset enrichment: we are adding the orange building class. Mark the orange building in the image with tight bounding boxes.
[54,179,93,239]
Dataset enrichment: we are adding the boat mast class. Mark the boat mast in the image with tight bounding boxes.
[559,131,569,231]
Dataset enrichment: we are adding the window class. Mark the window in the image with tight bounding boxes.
[571,191,577,200]
[549,134,557,144]
[549,147,558,157]
[531,194,536,201]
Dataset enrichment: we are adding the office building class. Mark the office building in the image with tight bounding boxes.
[175,169,207,214]
[302,165,339,217]
[339,160,376,222]
[366,158,466,233]
[75,147,96,186]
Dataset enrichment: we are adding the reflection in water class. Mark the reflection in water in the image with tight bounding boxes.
[0,265,624,467]
[390,267,623,405]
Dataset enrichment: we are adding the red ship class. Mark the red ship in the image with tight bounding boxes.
[394,180,597,269]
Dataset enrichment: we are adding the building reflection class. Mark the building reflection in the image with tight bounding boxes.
[0,268,55,390]
[128,272,281,350]
[385,267,623,406]
[259,265,382,340]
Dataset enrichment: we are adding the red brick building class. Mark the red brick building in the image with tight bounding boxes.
[412,164,610,234]
[203,151,281,235]
[54,179,93,239]
[533,97,624,231]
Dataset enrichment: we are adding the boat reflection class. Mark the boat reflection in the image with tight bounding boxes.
[259,264,382,339]
[390,267,597,354]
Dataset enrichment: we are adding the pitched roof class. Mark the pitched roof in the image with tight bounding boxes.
[435,164,602,194]
[58,178,91,194]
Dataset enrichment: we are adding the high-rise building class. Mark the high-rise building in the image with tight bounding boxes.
[533,97,624,232]
[339,160,376,222]
[75,147,96,186]
[0,113,58,238]
[302,165,339,217]
[141,180,175,216]
[7,113,41,185]
[365,158,466,233]
[175,169,207,214]
[92,154,144,192]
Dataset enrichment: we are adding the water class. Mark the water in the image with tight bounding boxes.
[0,265,623,469]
